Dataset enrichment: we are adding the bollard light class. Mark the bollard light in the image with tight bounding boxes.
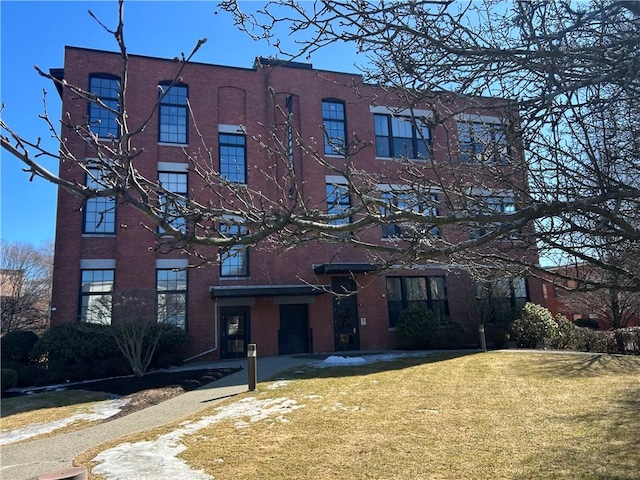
[247,343,257,391]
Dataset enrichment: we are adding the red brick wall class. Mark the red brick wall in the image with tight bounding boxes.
[51,47,544,359]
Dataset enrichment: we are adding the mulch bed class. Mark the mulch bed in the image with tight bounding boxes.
[76,367,243,396]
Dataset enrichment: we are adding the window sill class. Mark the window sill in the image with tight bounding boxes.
[158,142,188,147]
[376,156,430,162]
[82,233,117,238]
[220,276,250,280]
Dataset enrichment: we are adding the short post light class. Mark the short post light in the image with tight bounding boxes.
[479,322,487,352]
[247,343,257,391]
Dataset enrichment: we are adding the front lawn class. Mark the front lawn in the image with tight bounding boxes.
[81,351,640,479]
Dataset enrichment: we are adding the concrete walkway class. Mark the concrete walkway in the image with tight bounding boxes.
[1,355,311,480]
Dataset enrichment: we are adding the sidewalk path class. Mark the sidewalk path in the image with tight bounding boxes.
[1,355,310,480]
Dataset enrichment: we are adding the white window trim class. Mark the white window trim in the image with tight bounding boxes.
[456,114,503,124]
[370,105,433,120]
[326,175,348,185]
[218,124,246,134]
[156,259,189,269]
[80,259,116,269]
[158,162,189,172]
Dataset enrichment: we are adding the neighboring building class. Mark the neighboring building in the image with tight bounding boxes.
[543,264,640,330]
[49,46,544,360]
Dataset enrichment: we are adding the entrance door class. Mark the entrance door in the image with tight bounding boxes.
[221,306,249,359]
[332,277,360,351]
[278,304,310,355]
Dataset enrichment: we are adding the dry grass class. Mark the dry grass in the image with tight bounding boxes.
[78,351,640,480]
[1,390,113,441]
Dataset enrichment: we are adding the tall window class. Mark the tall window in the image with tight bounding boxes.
[469,194,516,239]
[322,100,346,155]
[374,114,430,160]
[326,183,351,225]
[159,83,188,144]
[381,191,439,239]
[158,172,188,233]
[457,121,509,164]
[79,269,114,324]
[477,277,528,323]
[84,167,116,234]
[220,224,249,277]
[219,133,247,183]
[88,75,119,138]
[386,276,448,328]
[157,269,187,329]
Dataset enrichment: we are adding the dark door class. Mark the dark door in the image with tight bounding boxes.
[278,304,310,355]
[221,306,249,359]
[332,277,360,351]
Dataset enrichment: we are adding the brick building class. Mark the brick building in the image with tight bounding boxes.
[50,46,544,360]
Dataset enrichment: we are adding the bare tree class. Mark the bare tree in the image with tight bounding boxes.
[91,288,186,376]
[2,0,640,295]
[0,240,53,334]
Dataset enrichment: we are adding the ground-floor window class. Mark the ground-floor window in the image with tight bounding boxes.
[386,276,448,328]
[79,269,114,324]
[156,269,187,329]
[476,277,528,324]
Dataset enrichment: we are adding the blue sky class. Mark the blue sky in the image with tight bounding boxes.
[1,1,360,246]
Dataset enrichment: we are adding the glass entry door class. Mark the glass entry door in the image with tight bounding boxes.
[332,277,360,351]
[221,306,249,359]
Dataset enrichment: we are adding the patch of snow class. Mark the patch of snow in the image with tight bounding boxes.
[91,397,303,480]
[267,380,290,389]
[311,352,431,368]
[0,398,130,446]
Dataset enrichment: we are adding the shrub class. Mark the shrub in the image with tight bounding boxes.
[150,324,190,369]
[1,369,18,392]
[574,318,600,330]
[1,330,39,364]
[396,307,439,349]
[511,303,559,348]
[486,326,511,349]
[31,324,127,382]
[614,327,640,355]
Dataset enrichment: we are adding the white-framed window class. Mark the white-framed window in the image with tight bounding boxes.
[469,192,516,240]
[457,116,509,164]
[380,186,439,239]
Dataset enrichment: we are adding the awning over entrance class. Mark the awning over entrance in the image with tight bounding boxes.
[312,263,380,275]
[209,284,329,299]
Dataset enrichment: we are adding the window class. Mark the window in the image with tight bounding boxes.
[477,277,528,323]
[381,190,439,239]
[326,182,351,225]
[374,114,430,160]
[220,224,249,277]
[157,269,187,329]
[322,100,346,155]
[158,172,188,233]
[84,167,116,234]
[386,276,448,328]
[219,133,247,183]
[79,269,114,324]
[88,75,119,138]
[457,121,509,164]
[159,83,188,144]
[469,194,516,239]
